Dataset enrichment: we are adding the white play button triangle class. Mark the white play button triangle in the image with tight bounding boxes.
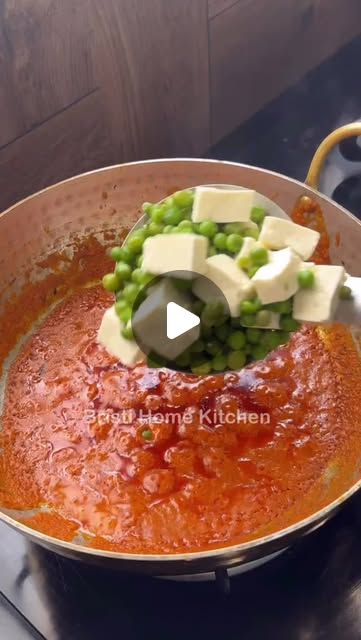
[166,302,200,340]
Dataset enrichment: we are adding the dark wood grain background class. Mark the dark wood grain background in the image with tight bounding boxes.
[0,0,360,212]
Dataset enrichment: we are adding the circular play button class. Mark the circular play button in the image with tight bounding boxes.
[166,302,200,339]
[131,270,230,370]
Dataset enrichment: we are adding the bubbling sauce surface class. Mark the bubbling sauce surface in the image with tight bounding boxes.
[1,286,361,553]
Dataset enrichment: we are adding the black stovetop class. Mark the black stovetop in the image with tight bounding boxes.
[3,493,361,640]
[2,35,361,640]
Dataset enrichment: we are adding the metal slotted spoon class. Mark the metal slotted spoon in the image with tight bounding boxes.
[122,183,361,327]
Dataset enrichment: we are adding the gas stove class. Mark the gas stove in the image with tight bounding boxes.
[2,36,361,640]
[2,495,361,640]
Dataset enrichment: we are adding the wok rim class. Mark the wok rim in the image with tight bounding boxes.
[1,156,361,564]
[1,156,361,229]
[1,478,360,563]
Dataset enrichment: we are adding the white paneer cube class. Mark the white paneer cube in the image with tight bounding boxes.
[293,265,346,323]
[259,216,320,260]
[235,237,261,261]
[252,247,302,305]
[192,254,254,317]
[97,306,144,366]
[142,234,208,279]
[132,278,199,360]
[192,187,255,223]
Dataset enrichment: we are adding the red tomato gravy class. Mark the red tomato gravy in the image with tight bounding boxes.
[1,284,361,554]
[0,197,360,554]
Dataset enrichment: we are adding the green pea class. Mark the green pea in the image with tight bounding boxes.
[127,230,146,255]
[191,339,205,353]
[227,330,246,350]
[201,324,214,339]
[250,207,266,225]
[164,196,175,209]
[238,256,250,270]
[142,429,153,440]
[224,222,245,235]
[173,190,194,209]
[206,301,226,317]
[110,246,124,261]
[147,352,167,368]
[178,227,194,234]
[114,246,134,265]
[123,283,140,304]
[118,306,132,324]
[199,220,218,238]
[192,300,205,316]
[223,223,235,235]
[226,233,243,253]
[191,353,209,365]
[201,301,226,327]
[298,269,315,289]
[240,313,256,327]
[136,254,143,268]
[191,361,212,375]
[255,309,272,326]
[178,219,194,231]
[267,299,293,314]
[213,232,228,251]
[243,228,259,240]
[339,285,353,300]
[250,247,268,266]
[279,315,301,332]
[163,225,174,234]
[150,205,166,224]
[277,331,291,345]
[173,278,193,291]
[227,350,246,370]
[121,323,134,340]
[248,265,260,278]
[131,268,149,285]
[142,202,152,216]
[212,354,228,372]
[115,298,128,315]
[115,261,132,281]
[211,308,226,323]
[250,345,270,361]
[163,207,184,226]
[208,246,217,257]
[175,351,191,367]
[147,222,164,236]
[205,339,222,356]
[142,272,154,286]
[260,330,282,350]
[201,308,214,327]
[240,299,262,315]
[215,323,230,342]
[102,273,121,292]
[246,328,262,344]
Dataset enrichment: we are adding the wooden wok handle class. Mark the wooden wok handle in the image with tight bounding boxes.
[305,123,361,190]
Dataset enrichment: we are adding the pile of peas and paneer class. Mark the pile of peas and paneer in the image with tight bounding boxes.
[102,189,352,374]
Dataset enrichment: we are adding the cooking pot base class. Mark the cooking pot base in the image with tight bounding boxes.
[158,548,286,582]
